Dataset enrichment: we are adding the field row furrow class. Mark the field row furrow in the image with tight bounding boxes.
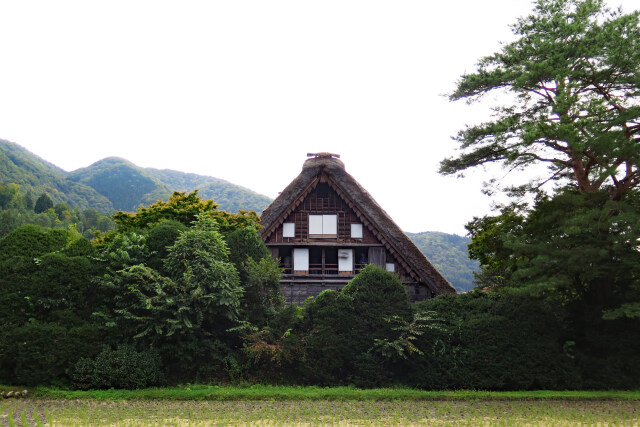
[0,399,631,426]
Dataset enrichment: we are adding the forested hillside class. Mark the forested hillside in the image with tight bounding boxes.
[147,168,272,213]
[0,139,272,214]
[69,157,272,213]
[68,158,173,211]
[408,231,478,292]
[0,139,114,211]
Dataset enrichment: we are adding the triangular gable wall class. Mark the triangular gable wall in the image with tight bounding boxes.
[263,175,421,284]
[260,155,456,295]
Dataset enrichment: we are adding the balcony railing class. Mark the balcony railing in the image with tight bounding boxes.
[281,262,369,276]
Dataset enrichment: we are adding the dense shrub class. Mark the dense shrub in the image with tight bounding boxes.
[144,220,187,272]
[225,227,283,326]
[300,265,412,386]
[0,225,70,260]
[569,304,640,389]
[225,227,270,282]
[73,346,164,390]
[403,291,580,390]
[0,252,101,325]
[62,237,96,257]
[301,290,356,384]
[0,322,103,386]
[341,264,412,337]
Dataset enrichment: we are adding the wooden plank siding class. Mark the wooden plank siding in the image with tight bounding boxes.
[266,182,378,245]
[265,179,413,284]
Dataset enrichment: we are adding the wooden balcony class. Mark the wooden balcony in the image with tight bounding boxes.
[281,263,368,276]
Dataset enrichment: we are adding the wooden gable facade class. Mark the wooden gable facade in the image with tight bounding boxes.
[260,153,456,303]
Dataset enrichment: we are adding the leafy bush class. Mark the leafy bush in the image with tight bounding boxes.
[226,227,283,325]
[225,227,270,282]
[73,346,164,390]
[144,220,187,271]
[404,291,580,390]
[0,322,103,386]
[0,225,70,260]
[300,265,412,386]
[341,264,412,332]
[0,251,101,326]
[62,237,96,257]
[302,290,357,385]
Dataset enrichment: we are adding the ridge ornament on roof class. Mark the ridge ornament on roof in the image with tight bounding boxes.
[307,152,341,159]
[260,154,456,303]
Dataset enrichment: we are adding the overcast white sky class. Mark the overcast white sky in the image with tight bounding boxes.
[0,0,636,234]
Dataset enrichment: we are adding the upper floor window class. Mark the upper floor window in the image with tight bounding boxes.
[351,223,363,239]
[283,222,295,238]
[309,214,337,237]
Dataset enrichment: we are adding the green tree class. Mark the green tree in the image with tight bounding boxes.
[94,215,243,381]
[164,215,243,322]
[112,190,260,233]
[0,183,20,209]
[0,224,104,385]
[145,220,188,272]
[22,191,34,210]
[226,227,283,325]
[465,204,526,288]
[301,265,412,386]
[441,0,640,201]
[467,189,640,318]
[34,193,54,214]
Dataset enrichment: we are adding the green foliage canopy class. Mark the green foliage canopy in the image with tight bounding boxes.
[301,265,412,386]
[95,216,243,347]
[441,0,640,201]
[466,190,640,320]
[34,193,54,213]
[226,227,283,325]
[112,190,260,234]
[0,224,105,385]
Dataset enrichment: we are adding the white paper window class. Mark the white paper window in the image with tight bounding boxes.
[309,215,323,235]
[338,249,353,272]
[283,222,295,237]
[386,263,395,272]
[309,214,337,236]
[323,215,337,235]
[293,248,309,272]
[351,223,363,239]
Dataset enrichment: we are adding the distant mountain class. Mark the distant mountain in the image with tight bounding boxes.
[0,139,272,214]
[146,168,273,214]
[0,139,114,211]
[69,158,273,213]
[68,157,173,211]
[407,231,479,293]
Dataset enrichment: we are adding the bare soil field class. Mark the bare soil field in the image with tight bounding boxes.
[1,399,638,426]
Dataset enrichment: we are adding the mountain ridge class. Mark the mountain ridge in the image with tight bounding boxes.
[0,139,115,211]
[407,231,479,292]
[0,139,272,214]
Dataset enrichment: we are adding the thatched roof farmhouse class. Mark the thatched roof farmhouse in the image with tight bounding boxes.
[260,153,456,303]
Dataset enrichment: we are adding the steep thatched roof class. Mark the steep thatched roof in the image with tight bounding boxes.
[260,153,457,295]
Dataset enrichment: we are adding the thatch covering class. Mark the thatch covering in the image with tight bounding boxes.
[260,153,457,295]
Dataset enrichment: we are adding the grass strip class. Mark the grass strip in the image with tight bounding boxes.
[29,386,640,402]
